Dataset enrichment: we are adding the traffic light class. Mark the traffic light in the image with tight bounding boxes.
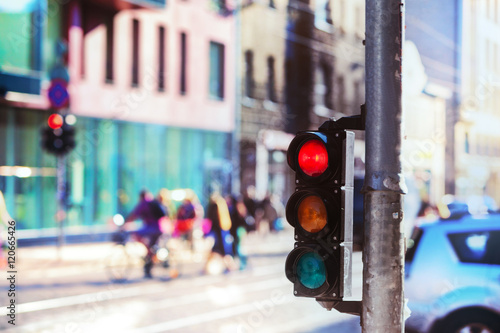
[285,128,354,306]
[41,114,76,156]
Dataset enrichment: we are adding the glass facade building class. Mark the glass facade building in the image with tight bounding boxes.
[0,106,231,232]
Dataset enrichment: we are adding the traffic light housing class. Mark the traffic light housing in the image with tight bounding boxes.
[41,114,76,156]
[285,127,354,306]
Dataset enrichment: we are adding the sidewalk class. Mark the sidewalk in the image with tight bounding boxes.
[12,242,114,272]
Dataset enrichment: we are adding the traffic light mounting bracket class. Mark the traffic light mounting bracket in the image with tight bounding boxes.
[319,105,366,132]
[316,299,362,315]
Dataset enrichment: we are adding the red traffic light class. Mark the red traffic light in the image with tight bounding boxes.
[48,114,64,129]
[298,139,328,177]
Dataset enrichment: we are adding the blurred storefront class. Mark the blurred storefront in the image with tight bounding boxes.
[0,107,230,232]
[0,0,236,237]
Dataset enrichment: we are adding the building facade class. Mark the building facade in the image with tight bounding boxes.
[239,0,365,201]
[405,0,462,196]
[0,0,236,236]
[239,0,292,200]
[457,0,500,204]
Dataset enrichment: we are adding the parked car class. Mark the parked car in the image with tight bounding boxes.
[405,214,500,333]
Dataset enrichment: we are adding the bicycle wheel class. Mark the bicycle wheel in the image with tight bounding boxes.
[153,237,182,281]
[104,244,133,282]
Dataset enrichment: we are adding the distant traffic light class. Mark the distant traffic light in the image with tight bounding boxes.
[285,127,354,304]
[47,113,64,129]
[41,114,76,156]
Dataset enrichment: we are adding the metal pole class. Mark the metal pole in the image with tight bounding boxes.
[232,0,242,195]
[363,0,405,332]
[56,155,66,260]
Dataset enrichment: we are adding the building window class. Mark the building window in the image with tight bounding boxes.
[244,50,254,98]
[314,0,333,31]
[314,63,332,115]
[180,32,187,95]
[267,56,277,102]
[336,76,345,113]
[324,64,333,109]
[209,41,225,100]
[0,2,42,74]
[158,26,166,91]
[314,67,326,104]
[105,12,115,83]
[314,65,331,116]
[132,19,139,87]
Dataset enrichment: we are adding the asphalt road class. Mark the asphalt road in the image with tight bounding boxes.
[1,230,362,333]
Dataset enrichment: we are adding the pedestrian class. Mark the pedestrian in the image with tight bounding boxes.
[260,192,278,233]
[204,192,235,274]
[175,198,196,246]
[226,194,248,269]
[242,186,257,232]
[125,190,166,278]
[156,188,174,234]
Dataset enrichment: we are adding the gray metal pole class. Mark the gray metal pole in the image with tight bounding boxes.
[56,155,66,260]
[363,0,405,332]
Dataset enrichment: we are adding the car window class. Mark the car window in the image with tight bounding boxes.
[448,230,500,265]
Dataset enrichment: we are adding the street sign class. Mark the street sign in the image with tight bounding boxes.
[48,79,69,109]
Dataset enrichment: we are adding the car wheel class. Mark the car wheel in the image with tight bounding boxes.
[439,310,500,333]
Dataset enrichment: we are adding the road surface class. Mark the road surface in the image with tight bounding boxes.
[1,230,362,332]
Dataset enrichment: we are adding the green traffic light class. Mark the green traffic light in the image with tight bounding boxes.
[296,252,326,289]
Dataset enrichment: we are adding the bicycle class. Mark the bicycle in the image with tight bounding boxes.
[104,214,181,282]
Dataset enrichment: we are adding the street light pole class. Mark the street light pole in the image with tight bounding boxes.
[363,0,405,332]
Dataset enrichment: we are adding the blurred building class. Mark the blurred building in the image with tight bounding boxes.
[457,0,500,201]
[0,0,236,237]
[402,41,446,205]
[239,0,365,200]
[310,0,365,128]
[405,0,462,196]
[239,0,293,200]
[406,0,500,205]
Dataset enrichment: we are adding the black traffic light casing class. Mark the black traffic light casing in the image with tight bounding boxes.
[41,115,76,156]
[285,129,354,304]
